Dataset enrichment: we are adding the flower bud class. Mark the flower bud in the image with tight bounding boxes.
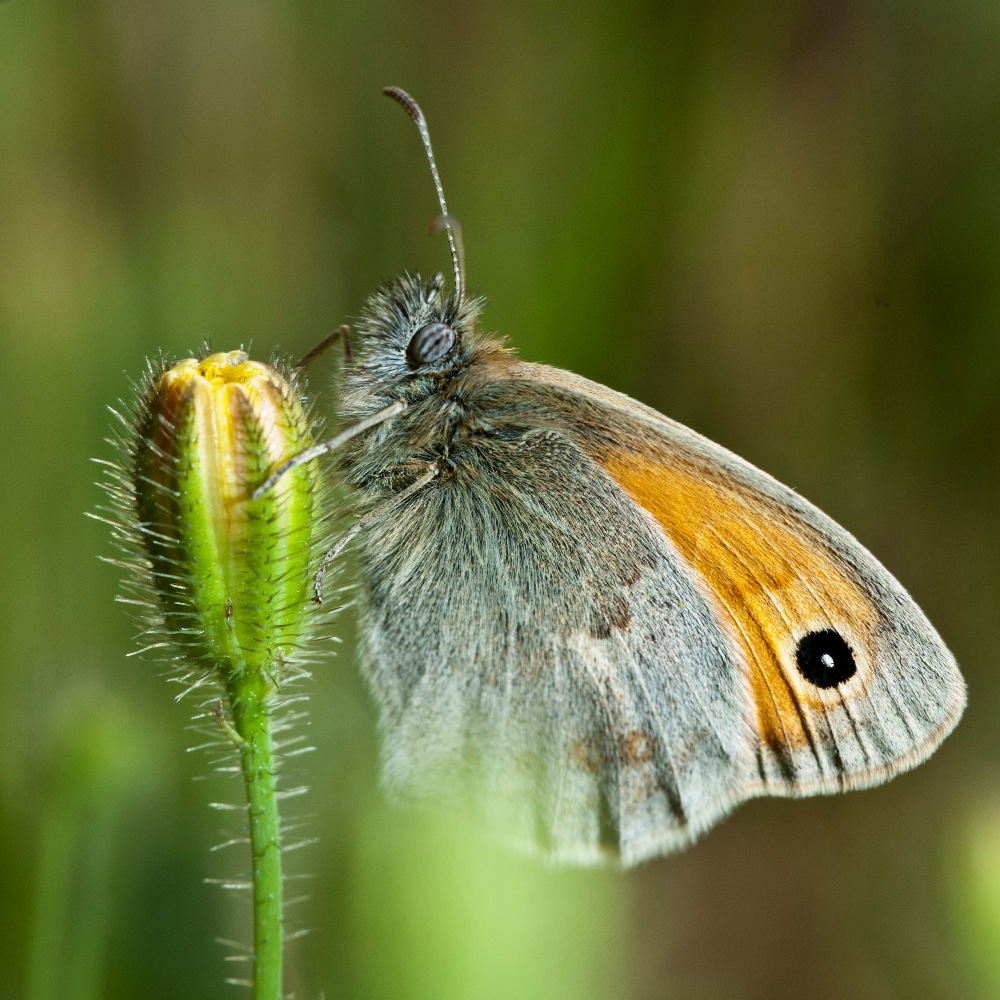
[110,350,321,693]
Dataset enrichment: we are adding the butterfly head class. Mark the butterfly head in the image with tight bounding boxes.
[346,270,483,388]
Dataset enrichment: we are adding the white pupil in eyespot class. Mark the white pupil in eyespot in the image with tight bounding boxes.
[821,653,835,670]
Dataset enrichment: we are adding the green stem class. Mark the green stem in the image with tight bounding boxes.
[231,694,283,1000]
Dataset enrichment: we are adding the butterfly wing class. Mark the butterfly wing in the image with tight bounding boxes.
[354,361,965,866]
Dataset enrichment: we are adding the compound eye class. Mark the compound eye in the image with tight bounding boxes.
[406,322,455,366]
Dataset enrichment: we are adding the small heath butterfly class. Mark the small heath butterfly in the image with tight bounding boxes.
[266,88,965,866]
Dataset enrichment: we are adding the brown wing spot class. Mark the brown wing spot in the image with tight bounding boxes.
[589,593,632,639]
[603,450,876,756]
[619,730,656,765]
[572,737,607,774]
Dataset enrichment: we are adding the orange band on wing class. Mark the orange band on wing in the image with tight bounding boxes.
[603,450,877,754]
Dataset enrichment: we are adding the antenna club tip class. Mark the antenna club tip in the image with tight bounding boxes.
[383,86,420,120]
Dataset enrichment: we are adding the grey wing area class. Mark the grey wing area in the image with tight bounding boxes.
[356,430,761,866]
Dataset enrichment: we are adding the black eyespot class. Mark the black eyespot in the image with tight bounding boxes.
[795,629,857,688]
[406,322,455,366]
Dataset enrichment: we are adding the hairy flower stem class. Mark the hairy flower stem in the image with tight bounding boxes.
[231,693,283,1000]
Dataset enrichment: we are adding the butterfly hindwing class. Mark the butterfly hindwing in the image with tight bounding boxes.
[359,423,761,864]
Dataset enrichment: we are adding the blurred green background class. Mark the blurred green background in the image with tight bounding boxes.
[1,2,998,998]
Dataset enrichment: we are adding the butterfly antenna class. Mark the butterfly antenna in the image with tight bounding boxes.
[383,86,465,302]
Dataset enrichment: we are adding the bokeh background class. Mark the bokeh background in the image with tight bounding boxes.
[1,2,998,998]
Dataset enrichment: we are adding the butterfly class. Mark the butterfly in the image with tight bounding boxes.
[263,88,965,866]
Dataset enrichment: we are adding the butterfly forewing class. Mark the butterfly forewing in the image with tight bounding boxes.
[500,363,966,795]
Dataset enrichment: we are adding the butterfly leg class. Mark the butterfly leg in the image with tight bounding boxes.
[313,462,440,603]
[294,323,353,372]
[252,400,407,500]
